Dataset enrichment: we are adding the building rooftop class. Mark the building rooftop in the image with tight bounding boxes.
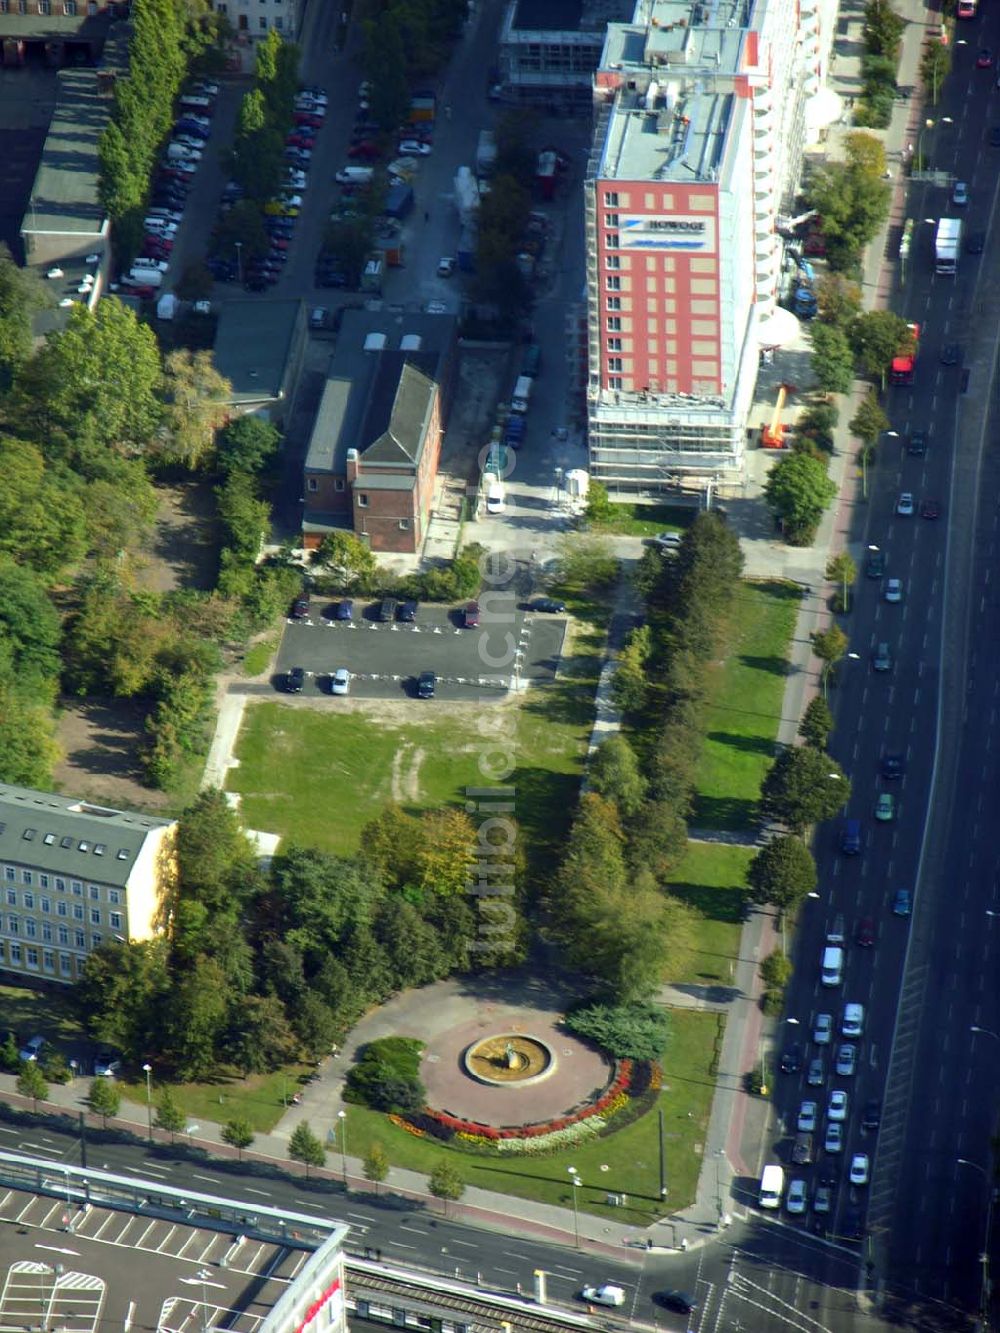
[305,309,456,478]
[22,68,110,242]
[213,300,305,406]
[599,79,733,182]
[360,355,438,469]
[0,8,113,40]
[0,784,173,888]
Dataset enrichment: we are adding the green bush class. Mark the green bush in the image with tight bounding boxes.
[565,1001,670,1060]
[344,1036,426,1112]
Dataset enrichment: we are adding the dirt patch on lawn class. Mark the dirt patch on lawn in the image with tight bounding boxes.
[53,698,175,814]
[134,481,219,595]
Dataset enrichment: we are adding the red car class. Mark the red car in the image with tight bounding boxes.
[464,601,480,628]
[920,499,941,519]
[977,47,994,67]
[287,129,316,148]
[268,236,290,250]
[348,142,380,160]
[294,112,323,128]
[125,283,157,298]
[856,917,875,947]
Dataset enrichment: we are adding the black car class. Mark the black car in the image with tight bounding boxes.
[780,1043,802,1074]
[881,752,904,778]
[906,430,927,456]
[654,1291,697,1315]
[334,599,354,621]
[862,1099,881,1133]
[991,126,1000,146]
[842,1207,865,1241]
[284,667,305,693]
[967,231,986,254]
[417,670,436,699]
[377,597,397,623]
[291,596,310,620]
[865,549,885,578]
[529,597,566,614]
[397,600,418,622]
[940,343,960,366]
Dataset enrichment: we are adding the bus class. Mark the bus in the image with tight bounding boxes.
[957,0,977,19]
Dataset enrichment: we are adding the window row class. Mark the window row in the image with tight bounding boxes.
[2,910,120,936]
[0,939,81,977]
[2,869,120,903]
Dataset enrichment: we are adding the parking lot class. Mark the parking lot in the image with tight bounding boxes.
[268,598,567,699]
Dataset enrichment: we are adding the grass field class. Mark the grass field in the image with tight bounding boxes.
[692,580,801,831]
[342,1008,721,1224]
[667,842,755,987]
[587,502,694,537]
[117,1065,314,1135]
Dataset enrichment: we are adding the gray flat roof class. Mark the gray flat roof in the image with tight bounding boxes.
[0,784,172,888]
[213,299,304,404]
[22,68,109,239]
[600,82,733,182]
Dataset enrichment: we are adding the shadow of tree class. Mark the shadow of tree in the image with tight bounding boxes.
[738,654,793,677]
[705,730,779,758]
[690,794,759,832]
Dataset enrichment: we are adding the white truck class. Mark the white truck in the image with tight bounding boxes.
[476,129,497,177]
[935,216,961,275]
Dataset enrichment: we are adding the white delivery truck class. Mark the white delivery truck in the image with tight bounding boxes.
[934,216,961,275]
[759,1163,784,1210]
[511,374,532,413]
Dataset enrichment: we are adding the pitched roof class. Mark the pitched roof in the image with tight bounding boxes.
[359,354,438,471]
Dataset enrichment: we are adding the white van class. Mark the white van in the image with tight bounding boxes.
[759,1164,784,1210]
[511,374,532,413]
[124,270,163,289]
[821,945,844,987]
[335,166,374,185]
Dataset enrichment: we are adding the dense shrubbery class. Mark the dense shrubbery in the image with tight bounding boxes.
[345,1037,426,1112]
[565,1001,671,1060]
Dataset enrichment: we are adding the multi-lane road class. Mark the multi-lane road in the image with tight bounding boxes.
[760,27,1000,1333]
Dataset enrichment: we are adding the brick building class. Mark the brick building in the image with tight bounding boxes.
[0,0,118,67]
[0,784,177,986]
[303,310,458,556]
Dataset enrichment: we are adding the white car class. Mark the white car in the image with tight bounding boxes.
[797,1100,818,1133]
[884,577,903,604]
[827,1090,848,1122]
[425,300,448,314]
[952,180,968,206]
[786,1179,807,1215]
[398,139,431,156]
[813,1184,833,1214]
[842,1003,865,1038]
[437,256,456,276]
[896,492,915,516]
[171,138,204,156]
[146,208,183,222]
[144,219,178,236]
[824,1122,843,1154]
[132,258,169,273]
[330,667,350,696]
[813,1012,833,1045]
[836,1043,857,1077]
[280,194,304,208]
[849,1153,870,1186]
[580,1285,625,1308]
[94,1050,121,1077]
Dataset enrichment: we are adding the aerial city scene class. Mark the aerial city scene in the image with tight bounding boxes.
[0,0,990,1327]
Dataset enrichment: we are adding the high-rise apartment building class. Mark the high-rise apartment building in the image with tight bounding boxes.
[585,0,837,492]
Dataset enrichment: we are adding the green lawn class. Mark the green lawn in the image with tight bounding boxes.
[230,685,594,865]
[668,842,754,987]
[343,1008,721,1225]
[242,638,277,677]
[692,581,801,831]
[587,502,694,537]
[117,1065,314,1135]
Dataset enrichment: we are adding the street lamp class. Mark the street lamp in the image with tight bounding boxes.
[338,1109,348,1185]
[234,240,243,285]
[568,1167,581,1249]
[971,1025,1000,1041]
[142,1063,152,1141]
[958,1157,996,1322]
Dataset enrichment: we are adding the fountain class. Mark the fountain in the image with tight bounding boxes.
[463,1033,555,1086]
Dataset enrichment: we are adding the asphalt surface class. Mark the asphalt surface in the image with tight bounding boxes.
[759,31,1000,1333]
[269,599,567,697]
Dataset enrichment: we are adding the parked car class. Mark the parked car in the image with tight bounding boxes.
[464,600,480,628]
[528,597,566,614]
[399,139,432,156]
[797,1100,818,1133]
[19,1035,46,1062]
[786,1180,808,1215]
[813,1012,833,1045]
[437,256,456,276]
[849,1154,870,1186]
[284,667,305,693]
[94,1050,121,1077]
[417,671,436,699]
[330,668,350,696]
[807,1055,825,1086]
[824,1122,844,1154]
[334,599,354,622]
[835,1044,857,1077]
[292,596,310,620]
[580,1286,625,1308]
[828,1090,848,1122]
[780,1043,802,1074]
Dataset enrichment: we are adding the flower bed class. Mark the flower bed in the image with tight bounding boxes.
[391,1060,660,1156]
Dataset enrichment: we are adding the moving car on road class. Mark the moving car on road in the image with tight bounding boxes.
[580,1285,625,1308]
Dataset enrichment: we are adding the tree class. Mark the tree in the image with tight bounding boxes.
[849,389,889,445]
[76,939,169,1060]
[799,695,834,748]
[746,836,818,912]
[763,453,837,546]
[88,1076,122,1125]
[797,403,839,455]
[177,788,256,912]
[813,623,848,670]
[0,1032,18,1072]
[815,272,862,329]
[413,808,477,897]
[158,349,231,470]
[363,13,409,131]
[363,1142,390,1194]
[16,1061,48,1108]
[589,734,647,819]
[611,624,651,714]
[289,1121,326,1177]
[162,955,231,1079]
[216,415,280,476]
[222,1117,255,1160]
[844,129,888,177]
[565,1001,670,1060]
[810,323,855,395]
[584,480,615,523]
[921,40,951,106]
[0,439,87,577]
[155,1087,186,1140]
[313,531,377,583]
[805,160,890,271]
[225,995,297,1075]
[862,3,904,60]
[851,311,911,388]
[825,551,857,613]
[760,746,851,832]
[0,244,50,383]
[428,1161,465,1212]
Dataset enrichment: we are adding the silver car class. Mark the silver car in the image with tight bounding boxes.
[836,1043,857,1077]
